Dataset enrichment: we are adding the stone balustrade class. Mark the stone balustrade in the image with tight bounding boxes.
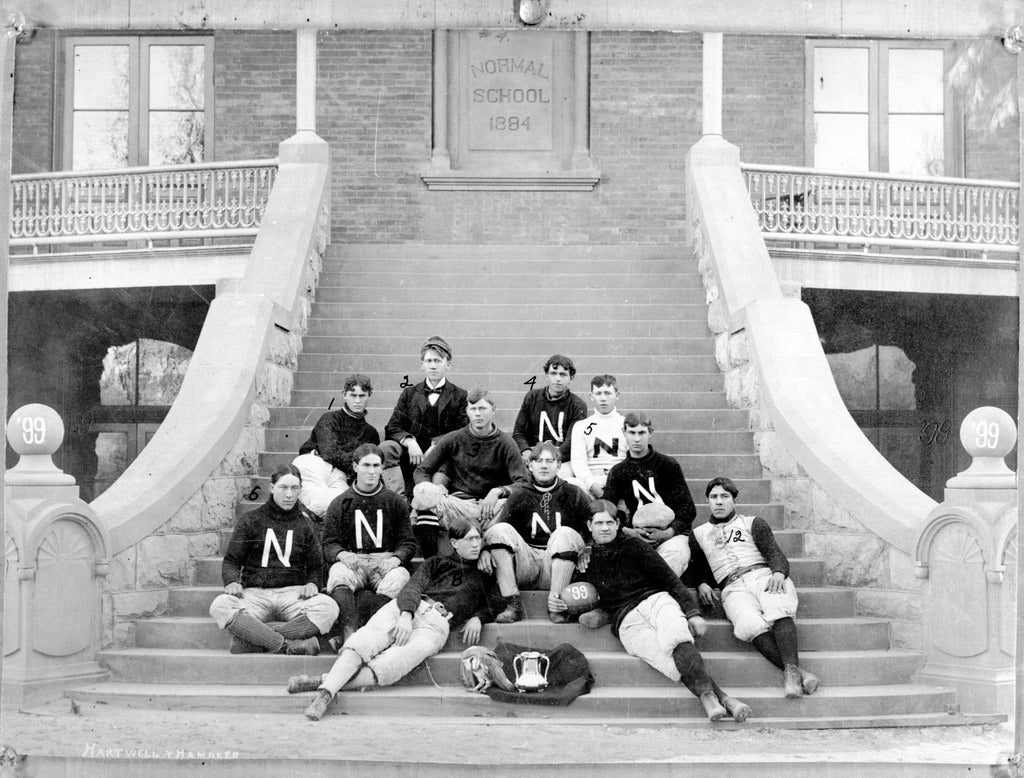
[3,404,111,709]
[913,406,1018,714]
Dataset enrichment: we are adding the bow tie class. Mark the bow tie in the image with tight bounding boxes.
[426,386,442,396]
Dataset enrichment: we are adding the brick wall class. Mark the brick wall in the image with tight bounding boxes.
[214,31,296,161]
[723,36,805,166]
[12,29,55,173]
[315,30,703,245]
[962,41,1019,183]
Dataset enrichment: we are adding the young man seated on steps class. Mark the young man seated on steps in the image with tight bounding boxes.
[321,443,418,646]
[288,516,503,721]
[689,476,819,698]
[380,335,468,551]
[410,388,529,557]
[560,375,627,499]
[575,500,751,722]
[208,465,339,655]
[512,354,588,466]
[479,442,591,624]
[602,412,696,577]
[292,373,382,517]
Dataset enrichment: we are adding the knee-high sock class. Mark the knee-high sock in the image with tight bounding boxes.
[771,617,800,667]
[320,648,364,696]
[331,586,357,632]
[750,632,785,670]
[274,614,319,639]
[355,590,390,628]
[490,549,519,597]
[414,523,438,559]
[227,612,286,653]
[671,642,714,697]
[549,558,575,602]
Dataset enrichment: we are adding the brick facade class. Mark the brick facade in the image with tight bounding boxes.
[11,29,55,174]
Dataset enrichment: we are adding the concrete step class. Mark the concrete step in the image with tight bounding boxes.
[314,285,707,304]
[96,647,925,688]
[190,554,824,589]
[135,615,891,653]
[263,428,753,455]
[67,682,966,723]
[168,585,854,620]
[293,353,721,376]
[293,372,726,394]
[309,302,709,321]
[270,405,752,431]
[285,389,730,410]
[299,335,715,356]
[258,451,764,477]
[305,318,712,338]
[327,244,689,262]
[317,271,705,290]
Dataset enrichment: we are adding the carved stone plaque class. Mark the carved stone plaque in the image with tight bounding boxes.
[422,30,600,191]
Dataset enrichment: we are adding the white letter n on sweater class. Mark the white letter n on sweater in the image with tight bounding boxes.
[261,528,293,567]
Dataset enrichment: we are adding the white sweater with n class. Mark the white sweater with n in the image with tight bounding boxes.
[568,409,626,490]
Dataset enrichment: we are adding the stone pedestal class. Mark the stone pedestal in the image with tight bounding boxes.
[4,404,111,709]
[913,406,1017,714]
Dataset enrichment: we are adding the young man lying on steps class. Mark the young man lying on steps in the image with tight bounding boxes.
[578,500,751,722]
[287,516,503,721]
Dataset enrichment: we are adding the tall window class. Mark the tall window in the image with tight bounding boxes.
[63,36,214,170]
[806,40,957,177]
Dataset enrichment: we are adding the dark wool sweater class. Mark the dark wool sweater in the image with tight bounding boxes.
[501,478,592,548]
[603,448,697,536]
[395,554,504,628]
[321,484,417,565]
[384,380,469,451]
[221,498,325,590]
[297,407,380,477]
[512,388,588,458]
[584,533,701,636]
[413,425,529,498]
[688,512,790,589]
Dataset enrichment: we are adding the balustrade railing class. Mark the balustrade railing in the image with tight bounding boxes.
[10,159,278,252]
[741,164,1019,256]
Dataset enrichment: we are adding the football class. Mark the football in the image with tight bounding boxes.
[560,582,600,616]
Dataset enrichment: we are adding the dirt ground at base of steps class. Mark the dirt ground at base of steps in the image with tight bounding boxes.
[0,700,1015,769]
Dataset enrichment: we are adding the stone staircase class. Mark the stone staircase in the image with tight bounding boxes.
[70,245,998,727]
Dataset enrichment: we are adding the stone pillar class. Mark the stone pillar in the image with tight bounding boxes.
[913,406,1017,714]
[296,27,317,133]
[701,32,723,137]
[4,404,111,709]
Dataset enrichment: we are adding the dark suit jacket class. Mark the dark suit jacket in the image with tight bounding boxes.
[384,380,469,450]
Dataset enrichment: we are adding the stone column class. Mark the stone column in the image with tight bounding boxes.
[913,406,1018,714]
[4,404,111,709]
[701,32,723,137]
[296,27,317,133]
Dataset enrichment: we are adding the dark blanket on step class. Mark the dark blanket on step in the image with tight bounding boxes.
[485,641,594,706]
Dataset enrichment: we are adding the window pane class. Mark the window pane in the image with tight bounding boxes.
[813,47,869,112]
[814,113,869,171]
[72,111,129,170]
[73,45,130,109]
[888,49,943,113]
[149,45,205,110]
[889,115,944,176]
[148,112,205,165]
[100,342,137,405]
[94,431,130,497]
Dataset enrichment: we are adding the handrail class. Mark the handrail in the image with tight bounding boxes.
[10,159,278,248]
[692,138,936,553]
[89,136,328,555]
[740,163,1019,254]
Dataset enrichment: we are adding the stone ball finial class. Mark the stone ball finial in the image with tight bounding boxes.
[7,404,64,456]
[5,404,75,486]
[960,406,1016,460]
[945,406,1017,490]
